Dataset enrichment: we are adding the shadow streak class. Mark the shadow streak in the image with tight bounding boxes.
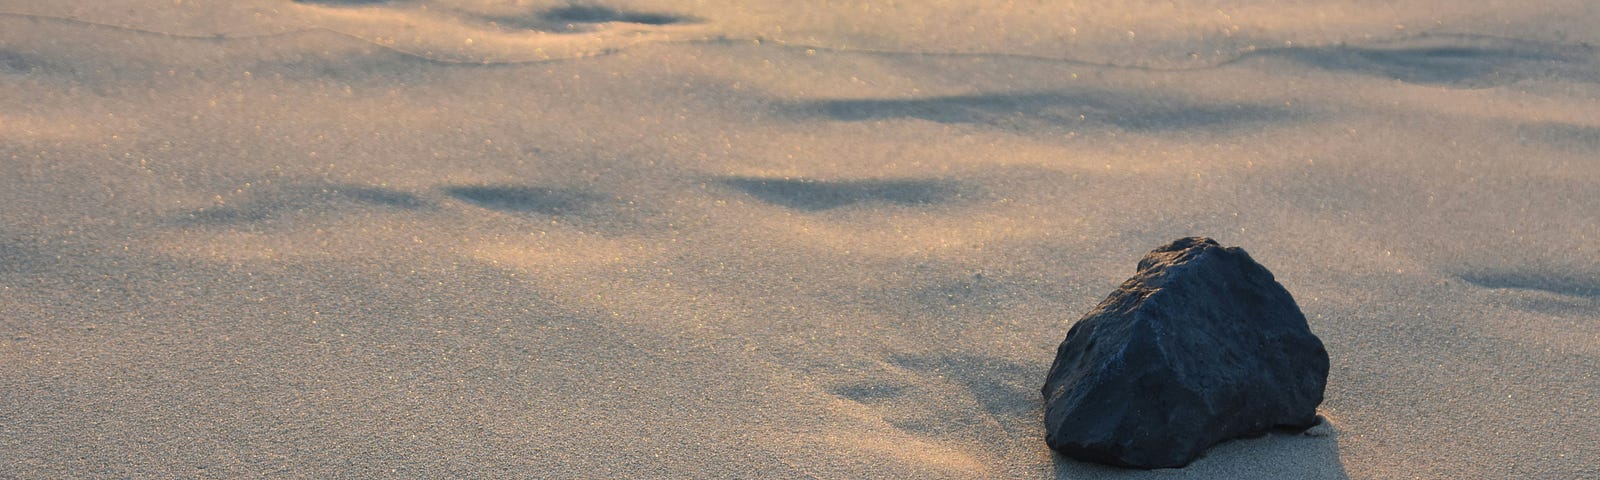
[720,177,967,211]
[1518,122,1600,152]
[0,238,51,278]
[1460,270,1600,299]
[291,0,394,5]
[0,50,44,73]
[182,183,431,225]
[1249,35,1595,87]
[0,48,88,81]
[540,4,693,25]
[485,4,698,32]
[443,185,601,216]
[248,47,445,83]
[783,91,1300,133]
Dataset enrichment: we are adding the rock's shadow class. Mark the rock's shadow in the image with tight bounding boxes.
[886,353,1040,425]
[720,177,967,211]
[783,91,1300,133]
[871,350,1349,479]
[1052,421,1350,479]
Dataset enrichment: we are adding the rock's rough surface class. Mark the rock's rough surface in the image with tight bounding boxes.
[1042,237,1329,469]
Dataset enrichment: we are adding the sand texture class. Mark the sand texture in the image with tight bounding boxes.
[2,1,1598,478]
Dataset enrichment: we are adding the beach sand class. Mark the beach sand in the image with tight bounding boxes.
[2,1,1597,478]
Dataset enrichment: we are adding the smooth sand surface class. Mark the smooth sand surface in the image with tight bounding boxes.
[2,1,1598,478]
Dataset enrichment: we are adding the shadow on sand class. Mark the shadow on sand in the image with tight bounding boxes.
[0,49,46,73]
[291,0,395,5]
[0,237,54,278]
[1517,121,1600,152]
[1248,35,1596,87]
[1460,270,1600,299]
[1051,421,1349,480]
[443,185,602,216]
[883,351,1349,479]
[720,177,968,211]
[483,4,699,32]
[783,90,1301,133]
[538,4,694,26]
[887,353,1041,426]
[180,182,432,225]
[442,184,656,234]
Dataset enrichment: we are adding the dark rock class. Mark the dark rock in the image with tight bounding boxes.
[1042,237,1329,469]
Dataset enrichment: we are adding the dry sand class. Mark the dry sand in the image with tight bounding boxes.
[2,0,1598,478]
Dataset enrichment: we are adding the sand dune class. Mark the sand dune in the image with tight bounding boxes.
[2,1,1597,478]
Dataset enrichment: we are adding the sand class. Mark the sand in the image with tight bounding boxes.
[2,0,1598,478]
